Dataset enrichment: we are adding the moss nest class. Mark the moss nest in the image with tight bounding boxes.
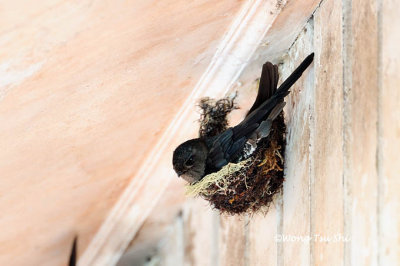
[198,94,239,138]
[186,95,286,215]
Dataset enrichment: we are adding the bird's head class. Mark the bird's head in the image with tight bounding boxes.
[172,138,208,184]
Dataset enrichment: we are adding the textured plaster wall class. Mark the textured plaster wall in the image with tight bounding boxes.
[0,1,244,265]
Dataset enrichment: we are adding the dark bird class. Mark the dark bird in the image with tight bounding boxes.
[173,53,314,184]
[69,236,77,266]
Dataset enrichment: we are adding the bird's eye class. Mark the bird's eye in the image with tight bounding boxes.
[185,156,194,167]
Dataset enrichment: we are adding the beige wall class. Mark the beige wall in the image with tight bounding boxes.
[0,1,245,265]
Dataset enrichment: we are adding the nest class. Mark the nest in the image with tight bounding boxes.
[198,95,239,138]
[186,95,286,215]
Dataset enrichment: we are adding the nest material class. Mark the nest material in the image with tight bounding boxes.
[198,95,239,138]
[186,95,286,215]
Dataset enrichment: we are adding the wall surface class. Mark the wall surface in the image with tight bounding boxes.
[144,0,400,265]
[0,1,245,265]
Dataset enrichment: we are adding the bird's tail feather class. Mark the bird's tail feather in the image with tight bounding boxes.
[247,63,279,115]
[234,53,314,137]
[275,52,314,98]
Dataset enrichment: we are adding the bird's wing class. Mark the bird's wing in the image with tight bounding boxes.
[206,124,258,170]
[247,62,279,115]
[206,53,314,172]
[206,62,279,171]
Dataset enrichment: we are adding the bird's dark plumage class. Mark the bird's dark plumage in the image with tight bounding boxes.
[69,237,77,266]
[247,62,279,114]
[173,53,314,183]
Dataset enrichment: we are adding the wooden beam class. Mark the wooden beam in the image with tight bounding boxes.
[379,0,400,264]
[313,0,345,264]
[281,21,314,265]
[344,0,379,264]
